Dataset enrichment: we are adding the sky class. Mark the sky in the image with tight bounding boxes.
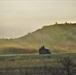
[0,0,76,38]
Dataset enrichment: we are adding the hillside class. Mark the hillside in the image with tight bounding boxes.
[0,23,76,54]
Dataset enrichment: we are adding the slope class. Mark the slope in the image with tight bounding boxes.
[0,23,76,54]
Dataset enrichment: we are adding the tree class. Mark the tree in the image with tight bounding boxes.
[55,22,58,25]
[59,57,74,75]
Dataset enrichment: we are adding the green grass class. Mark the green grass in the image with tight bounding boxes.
[0,53,76,75]
[0,23,76,54]
[0,23,76,74]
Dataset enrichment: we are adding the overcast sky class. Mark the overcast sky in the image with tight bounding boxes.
[0,0,76,38]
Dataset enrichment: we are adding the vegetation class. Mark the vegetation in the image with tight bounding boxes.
[0,53,76,75]
[0,23,76,54]
[59,57,75,75]
[0,23,76,74]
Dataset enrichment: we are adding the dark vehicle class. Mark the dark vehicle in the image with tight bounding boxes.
[39,46,51,54]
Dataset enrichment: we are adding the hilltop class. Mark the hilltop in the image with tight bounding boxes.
[0,23,76,54]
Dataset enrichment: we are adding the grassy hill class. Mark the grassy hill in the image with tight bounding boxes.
[0,23,76,54]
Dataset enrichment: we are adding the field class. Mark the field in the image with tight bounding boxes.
[0,23,76,54]
[0,53,76,75]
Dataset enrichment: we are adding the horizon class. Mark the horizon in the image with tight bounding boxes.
[0,0,76,38]
[0,22,75,39]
